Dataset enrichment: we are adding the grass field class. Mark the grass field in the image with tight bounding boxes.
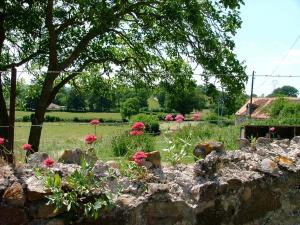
[13,120,240,164]
[15,111,123,121]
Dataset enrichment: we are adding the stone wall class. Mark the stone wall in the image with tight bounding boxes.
[1,137,300,225]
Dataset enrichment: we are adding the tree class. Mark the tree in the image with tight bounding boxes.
[0,1,44,160]
[1,0,247,154]
[120,97,140,120]
[66,89,86,111]
[269,86,299,97]
[158,59,198,114]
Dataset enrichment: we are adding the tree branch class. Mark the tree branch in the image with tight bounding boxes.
[46,0,58,70]
[56,16,81,34]
[57,27,100,71]
[0,50,43,71]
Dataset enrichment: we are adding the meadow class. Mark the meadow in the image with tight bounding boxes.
[15,111,123,122]
[14,119,240,164]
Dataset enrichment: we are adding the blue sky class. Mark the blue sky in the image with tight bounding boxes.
[233,0,300,96]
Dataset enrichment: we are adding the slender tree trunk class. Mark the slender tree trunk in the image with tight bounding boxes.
[27,75,55,154]
[0,73,10,159]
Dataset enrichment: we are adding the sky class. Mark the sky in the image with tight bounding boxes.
[233,0,300,96]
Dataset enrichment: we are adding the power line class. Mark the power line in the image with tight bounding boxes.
[256,34,300,89]
[1,70,300,77]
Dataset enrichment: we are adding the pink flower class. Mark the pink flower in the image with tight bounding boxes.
[0,137,4,145]
[84,134,97,144]
[132,151,148,166]
[164,114,173,121]
[130,130,144,136]
[269,127,276,133]
[43,157,55,167]
[131,122,145,131]
[90,119,100,125]
[192,112,201,121]
[22,143,32,151]
[175,114,184,123]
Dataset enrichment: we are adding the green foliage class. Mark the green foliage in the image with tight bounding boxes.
[66,89,86,112]
[111,132,155,157]
[1,0,247,154]
[247,97,300,125]
[111,132,132,157]
[268,97,300,121]
[163,130,193,166]
[204,112,234,126]
[120,97,140,120]
[147,96,161,111]
[161,123,240,165]
[158,59,202,114]
[119,161,148,180]
[42,160,114,220]
[269,85,299,97]
[130,113,160,134]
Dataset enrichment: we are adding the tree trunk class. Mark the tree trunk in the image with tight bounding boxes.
[0,73,10,159]
[27,112,45,155]
[27,75,54,155]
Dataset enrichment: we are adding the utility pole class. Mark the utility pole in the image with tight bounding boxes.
[249,71,255,119]
[7,66,16,163]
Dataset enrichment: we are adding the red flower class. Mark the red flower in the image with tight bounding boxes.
[175,114,184,123]
[131,122,145,131]
[90,119,100,125]
[269,127,276,133]
[0,137,4,145]
[85,134,97,144]
[22,143,32,151]
[132,151,148,166]
[43,157,55,167]
[192,112,201,121]
[164,114,173,121]
[130,130,144,136]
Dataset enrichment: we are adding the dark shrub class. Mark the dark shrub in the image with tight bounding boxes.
[131,113,160,135]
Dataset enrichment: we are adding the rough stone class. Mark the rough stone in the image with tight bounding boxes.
[193,142,224,159]
[146,151,161,168]
[274,138,290,149]
[232,186,281,225]
[117,195,138,208]
[0,137,300,225]
[45,219,65,225]
[26,176,47,201]
[0,206,27,225]
[274,155,296,172]
[58,148,97,165]
[291,136,300,145]
[258,158,281,177]
[106,160,119,169]
[256,137,271,149]
[27,152,49,167]
[148,183,169,195]
[93,160,109,177]
[29,202,64,219]
[238,138,251,150]
[3,182,25,207]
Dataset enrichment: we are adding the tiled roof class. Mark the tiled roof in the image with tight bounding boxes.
[235,97,300,119]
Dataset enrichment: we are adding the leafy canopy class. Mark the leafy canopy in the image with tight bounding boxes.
[268,86,299,97]
[2,0,246,94]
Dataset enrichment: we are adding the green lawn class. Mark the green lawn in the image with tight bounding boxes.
[15,111,122,121]
[14,122,127,162]
[13,121,240,164]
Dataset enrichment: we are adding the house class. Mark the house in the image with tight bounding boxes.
[235,97,300,124]
[47,103,66,111]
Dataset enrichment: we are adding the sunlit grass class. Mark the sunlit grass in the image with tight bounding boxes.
[15,111,122,121]
[13,121,240,164]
